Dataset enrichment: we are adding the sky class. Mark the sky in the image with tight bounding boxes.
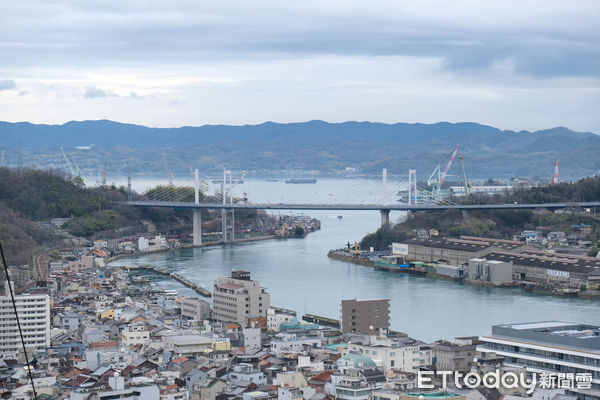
[0,1,599,132]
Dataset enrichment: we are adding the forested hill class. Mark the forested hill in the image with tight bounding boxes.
[1,120,599,178]
[0,168,180,265]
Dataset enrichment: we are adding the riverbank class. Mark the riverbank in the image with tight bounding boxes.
[106,234,277,263]
[327,249,600,300]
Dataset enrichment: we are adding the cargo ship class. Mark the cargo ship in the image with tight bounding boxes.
[285,178,317,184]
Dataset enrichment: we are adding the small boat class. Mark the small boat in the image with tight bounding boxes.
[337,215,343,220]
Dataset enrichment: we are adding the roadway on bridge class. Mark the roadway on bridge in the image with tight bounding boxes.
[127,200,600,212]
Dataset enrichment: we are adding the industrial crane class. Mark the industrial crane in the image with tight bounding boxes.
[426,144,460,199]
[161,150,174,186]
[61,147,87,184]
[551,161,559,184]
[459,155,472,196]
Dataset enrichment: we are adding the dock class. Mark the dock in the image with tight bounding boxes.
[124,265,211,297]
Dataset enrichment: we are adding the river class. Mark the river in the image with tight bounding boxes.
[108,178,600,342]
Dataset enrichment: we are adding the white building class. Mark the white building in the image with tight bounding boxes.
[478,321,600,391]
[243,327,261,353]
[164,334,213,356]
[229,363,267,386]
[138,237,149,252]
[213,271,270,325]
[343,336,432,373]
[267,306,296,332]
[122,327,150,347]
[0,284,50,360]
[270,332,321,355]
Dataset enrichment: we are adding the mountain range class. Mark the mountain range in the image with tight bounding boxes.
[1,120,598,180]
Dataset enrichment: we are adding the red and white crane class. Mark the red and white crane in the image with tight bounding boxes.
[551,161,559,184]
[440,144,460,184]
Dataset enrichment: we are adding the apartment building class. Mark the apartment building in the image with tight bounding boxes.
[341,299,390,334]
[213,271,270,325]
[0,284,50,360]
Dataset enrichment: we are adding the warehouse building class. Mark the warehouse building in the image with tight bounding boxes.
[484,252,600,288]
[403,236,527,267]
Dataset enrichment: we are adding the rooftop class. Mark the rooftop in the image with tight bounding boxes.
[484,252,600,275]
[405,236,524,253]
[489,321,600,352]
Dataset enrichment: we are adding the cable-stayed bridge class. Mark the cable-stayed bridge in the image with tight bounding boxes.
[126,169,600,246]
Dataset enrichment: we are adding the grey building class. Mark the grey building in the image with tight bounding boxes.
[467,258,513,285]
[341,299,390,334]
[61,312,84,333]
[181,297,210,321]
[478,321,600,390]
[432,337,479,373]
[482,252,600,288]
[403,237,526,267]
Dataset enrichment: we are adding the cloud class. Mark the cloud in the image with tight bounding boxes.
[83,86,115,98]
[0,79,17,91]
[0,1,598,132]
[0,1,598,78]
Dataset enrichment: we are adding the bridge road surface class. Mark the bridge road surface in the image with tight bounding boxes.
[128,201,600,212]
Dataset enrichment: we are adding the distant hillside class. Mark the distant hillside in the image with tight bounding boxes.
[1,120,599,179]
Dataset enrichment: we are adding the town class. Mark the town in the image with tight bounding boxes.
[1,240,599,400]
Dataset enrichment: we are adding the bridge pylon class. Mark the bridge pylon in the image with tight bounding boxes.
[380,209,391,229]
[193,169,202,246]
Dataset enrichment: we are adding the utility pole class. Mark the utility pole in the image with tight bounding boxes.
[102,162,107,186]
[127,171,132,201]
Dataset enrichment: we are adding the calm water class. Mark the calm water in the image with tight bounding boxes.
[109,178,600,342]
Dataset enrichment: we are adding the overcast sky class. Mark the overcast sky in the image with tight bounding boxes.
[0,1,599,132]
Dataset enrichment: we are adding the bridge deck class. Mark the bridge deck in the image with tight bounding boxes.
[127,201,600,212]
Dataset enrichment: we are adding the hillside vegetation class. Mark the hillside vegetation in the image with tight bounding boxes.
[361,176,600,251]
[0,167,271,265]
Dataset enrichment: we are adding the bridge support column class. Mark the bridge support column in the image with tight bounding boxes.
[222,209,228,243]
[231,210,235,241]
[193,210,202,246]
[193,169,202,246]
[380,209,390,229]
